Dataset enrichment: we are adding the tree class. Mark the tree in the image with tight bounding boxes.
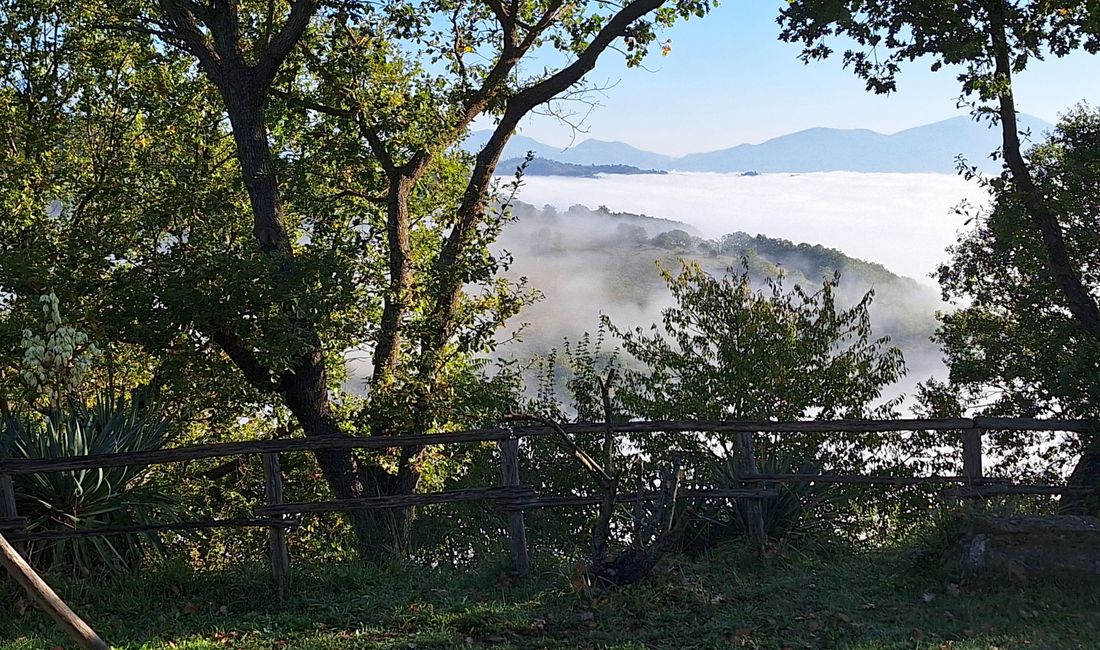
[778,0,1100,493]
[0,0,713,556]
[778,0,1099,336]
[933,108,1100,503]
[606,262,905,470]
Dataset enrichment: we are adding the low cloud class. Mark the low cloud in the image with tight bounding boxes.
[511,171,988,282]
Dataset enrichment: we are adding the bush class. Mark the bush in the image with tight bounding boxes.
[680,453,847,553]
[5,395,178,574]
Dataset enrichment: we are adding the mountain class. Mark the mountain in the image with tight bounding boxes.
[496,157,667,177]
[469,114,1054,174]
[465,131,676,169]
[675,115,1053,173]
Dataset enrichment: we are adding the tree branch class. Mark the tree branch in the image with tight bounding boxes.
[989,3,1100,340]
[209,329,278,392]
[256,0,320,87]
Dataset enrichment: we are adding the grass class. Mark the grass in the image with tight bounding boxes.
[2,545,1099,650]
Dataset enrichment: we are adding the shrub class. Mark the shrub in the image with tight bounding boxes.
[5,395,178,574]
[680,453,847,553]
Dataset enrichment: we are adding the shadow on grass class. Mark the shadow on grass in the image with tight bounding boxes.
[3,546,1099,649]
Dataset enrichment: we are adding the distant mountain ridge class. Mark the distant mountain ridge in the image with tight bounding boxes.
[496,156,667,177]
[469,115,1053,174]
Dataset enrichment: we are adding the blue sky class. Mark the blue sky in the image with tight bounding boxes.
[513,1,1100,156]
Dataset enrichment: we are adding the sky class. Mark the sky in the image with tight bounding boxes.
[511,1,1100,156]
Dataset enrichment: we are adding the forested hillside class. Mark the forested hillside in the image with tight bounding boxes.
[497,201,942,390]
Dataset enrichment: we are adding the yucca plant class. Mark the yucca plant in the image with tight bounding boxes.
[681,453,847,553]
[5,395,178,574]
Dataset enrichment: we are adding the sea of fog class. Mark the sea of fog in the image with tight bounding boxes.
[511,171,989,283]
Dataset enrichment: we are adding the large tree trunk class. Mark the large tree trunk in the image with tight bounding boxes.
[989,2,1100,508]
[219,76,385,555]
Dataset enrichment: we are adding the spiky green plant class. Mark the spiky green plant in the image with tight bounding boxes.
[5,395,177,574]
[681,453,847,553]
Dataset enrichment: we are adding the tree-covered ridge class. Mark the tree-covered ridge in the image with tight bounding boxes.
[497,157,668,177]
[496,201,941,372]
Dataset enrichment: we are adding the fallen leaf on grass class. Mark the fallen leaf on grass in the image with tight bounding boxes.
[911,628,925,641]
[182,602,200,615]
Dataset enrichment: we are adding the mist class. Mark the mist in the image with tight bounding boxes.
[509,171,989,283]
[490,172,987,408]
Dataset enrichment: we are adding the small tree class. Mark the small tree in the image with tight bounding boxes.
[933,108,1100,506]
[608,261,905,472]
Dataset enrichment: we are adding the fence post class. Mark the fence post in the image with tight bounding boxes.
[0,473,16,521]
[962,428,984,481]
[262,453,290,598]
[498,438,530,576]
[737,431,767,554]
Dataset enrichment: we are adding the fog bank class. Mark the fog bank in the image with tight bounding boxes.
[512,171,988,283]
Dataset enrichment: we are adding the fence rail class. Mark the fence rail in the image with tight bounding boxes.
[1,417,1096,592]
[1,417,1095,475]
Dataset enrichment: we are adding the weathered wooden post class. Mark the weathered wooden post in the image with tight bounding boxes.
[262,452,290,598]
[0,533,109,650]
[0,473,17,523]
[498,438,530,576]
[961,427,984,506]
[737,431,767,554]
[962,428,984,481]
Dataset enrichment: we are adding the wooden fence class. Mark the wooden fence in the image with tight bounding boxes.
[1,417,1096,593]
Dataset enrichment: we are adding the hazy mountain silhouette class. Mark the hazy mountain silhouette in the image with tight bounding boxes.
[469,115,1053,174]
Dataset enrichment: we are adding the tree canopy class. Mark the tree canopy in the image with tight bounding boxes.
[0,0,713,555]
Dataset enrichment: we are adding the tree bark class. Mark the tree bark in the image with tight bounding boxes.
[988,1,1100,507]
[155,2,385,556]
[989,3,1100,341]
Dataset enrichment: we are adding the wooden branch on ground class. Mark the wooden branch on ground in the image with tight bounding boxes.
[0,533,108,649]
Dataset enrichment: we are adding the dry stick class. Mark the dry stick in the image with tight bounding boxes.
[0,533,108,650]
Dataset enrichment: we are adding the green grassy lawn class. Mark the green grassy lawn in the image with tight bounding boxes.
[2,546,1098,650]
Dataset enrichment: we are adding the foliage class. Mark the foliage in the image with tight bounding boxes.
[0,0,717,557]
[682,453,848,553]
[4,394,178,574]
[778,1,1099,102]
[605,261,905,482]
[517,261,909,551]
[928,108,1100,489]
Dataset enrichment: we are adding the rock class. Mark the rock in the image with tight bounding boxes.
[944,514,1100,581]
